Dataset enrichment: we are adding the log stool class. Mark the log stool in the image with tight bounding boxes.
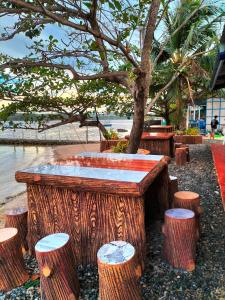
[175,147,187,166]
[168,176,178,208]
[0,228,29,291]
[97,241,141,300]
[35,233,79,300]
[4,207,28,253]
[163,208,196,271]
[174,191,202,239]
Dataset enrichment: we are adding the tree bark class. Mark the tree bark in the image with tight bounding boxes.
[35,233,79,300]
[175,147,187,166]
[0,228,29,291]
[173,191,202,239]
[97,241,141,300]
[4,207,28,253]
[163,208,197,271]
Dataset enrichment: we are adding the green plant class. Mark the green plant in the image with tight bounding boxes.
[112,141,128,153]
[175,130,185,135]
[185,128,200,136]
[104,129,119,140]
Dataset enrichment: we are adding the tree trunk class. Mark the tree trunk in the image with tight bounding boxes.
[0,228,29,291]
[127,75,146,153]
[35,233,80,300]
[97,241,141,300]
[163,208,197,271]
[80,120,108,138]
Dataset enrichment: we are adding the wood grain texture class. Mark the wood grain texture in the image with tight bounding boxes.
[174,135,203,144]
[35,233,79,300]
[163,208,197,271]
[175,148,187,166]
[4,208,28,252]
[174,191,202,239]
[147,125,173,133]
[27,185,146,267]
[125,132,174,156]
[0,228,29,291]
[16,159,167,197]
[97,241,141,300]
[168,176,178,208]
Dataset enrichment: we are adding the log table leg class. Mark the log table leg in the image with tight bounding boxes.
[175,147,187,166]
[168,176,178,208]
[174,191,203,239]
[163,208,197,271]
[0,228,29,291]
[4,207,28,253]
[97,241,141,300]
[35,233,80,300]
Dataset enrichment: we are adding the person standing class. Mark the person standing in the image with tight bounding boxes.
[210,115,219,139]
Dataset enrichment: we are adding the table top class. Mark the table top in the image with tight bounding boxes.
[16,152,168,196]
[150,125,173,129]
[78,152,164,161]
[141,132,174,140]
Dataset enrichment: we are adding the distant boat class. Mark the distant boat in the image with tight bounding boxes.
[102,121,112,127]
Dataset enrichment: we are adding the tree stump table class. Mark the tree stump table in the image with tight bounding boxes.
[35,233,79,300]
[4,207,28,253]
[0,228,29,291]
[174,191,202,239]
[125,132,175,157]
[163,208,197,271]
[175,147,187,166]
[97,241,141,300]
[16,152,170,269]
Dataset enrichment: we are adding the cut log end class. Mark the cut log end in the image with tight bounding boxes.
[97,240,135,265]
[0,227,18,243]
[5,207,27,216]
[35,233,69,253]
[165,208,195,219]
[174,191,199,201]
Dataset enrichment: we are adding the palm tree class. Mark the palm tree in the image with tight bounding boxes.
[148,0,225,128]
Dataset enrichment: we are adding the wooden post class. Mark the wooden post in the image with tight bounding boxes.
[175,147,187,166]
[163,208,197,271]
[97,241,141,300]
[4,207,28,253]
[168,176,178,208]
[0,228,29,291]
[173,191,202,239]
[35,233,80,300]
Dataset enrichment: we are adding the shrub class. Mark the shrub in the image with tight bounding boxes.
[112,141,128,153]
[104,129,119,140]
[185,128,200,136]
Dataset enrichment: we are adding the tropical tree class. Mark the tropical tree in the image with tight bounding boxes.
[0,0,224,151]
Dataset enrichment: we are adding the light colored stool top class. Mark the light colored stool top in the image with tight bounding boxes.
[165,208,195,219]
[174,191,199,200]
[35,233,69,253]
[97,241,135,265]
[169,176,177,180]
[5,207,27,216]
[0,227,18,243]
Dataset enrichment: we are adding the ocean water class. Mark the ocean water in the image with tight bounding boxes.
[0,145,54,203]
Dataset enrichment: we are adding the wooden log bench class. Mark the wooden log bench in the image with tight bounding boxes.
[163,208,197,271]
[0,228,29,291]
[168,176,178,208]
[175,147,187,166]
[97,241,141,300]
[35,233,80,300]
[174,191,203,239]
[4,207,28,253]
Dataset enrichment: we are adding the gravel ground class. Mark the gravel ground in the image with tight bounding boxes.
[1,144,225,299]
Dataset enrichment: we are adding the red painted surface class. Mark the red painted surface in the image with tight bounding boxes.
[150,125,173,129]
[211,144,225,211]
[54,157,159,172]
[125,132,174,140]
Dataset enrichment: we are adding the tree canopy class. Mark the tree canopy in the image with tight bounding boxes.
[0,0,224,151]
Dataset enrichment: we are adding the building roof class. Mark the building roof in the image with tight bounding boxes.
[210,25,225,90]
